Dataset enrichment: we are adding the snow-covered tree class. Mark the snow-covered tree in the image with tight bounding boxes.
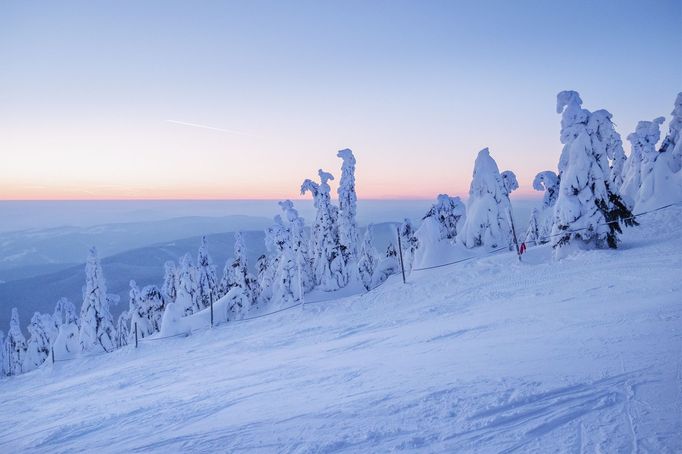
[52,298,79,356]
[533,171,560,208]
[129,281,165,338]
[552,91,636,256]
[357,226,380,291]
[628,116,682,210]
[0,330,4,376]
[279,200,314,293]
[116,310,131,348]
[301,169,348,291]
[161,261,178,304]
[23,312,52,372]
[459,148,515,249]
[196,236,218,311]
[371,243,401,288]
[79,247,116,353]
[586,110,628,189]
[337,148,359,263]
[398,218,419,273]
[524,208,542,246]
[176,253,199,316]
[528,171,560,245]
[659,92,682,172]
[264,214,301,306]
[254,254,272,305]
[421,194,466,241]
[53,297,77,327]
[219,232,257,306]
[3,308,26,375]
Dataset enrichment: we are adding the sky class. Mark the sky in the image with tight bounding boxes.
[1,0,680,200]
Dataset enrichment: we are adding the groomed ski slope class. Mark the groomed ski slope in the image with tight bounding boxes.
[1,207,681,453]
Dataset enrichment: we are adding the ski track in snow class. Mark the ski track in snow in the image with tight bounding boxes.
[1,208,681,452]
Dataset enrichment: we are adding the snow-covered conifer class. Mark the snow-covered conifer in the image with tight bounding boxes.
[0,331,4,376]
[301,169,348,291]
[357,226,379,291]
[524,208,542,246]
[371,243,400,288]
[161,261,178,304]
[116,310,131,348]
[586,110,628,189]
[176,253,199,316]
[628,116,682,209]
[130,283,165,338]
[421,194,466,241]
[659,92,682,172]
[219,232,257,306]
[336,148,359,262]
[533,171,560,208]
[552,91,635,256]
[79,247,116,352]
[4,308,27,375]
[459,149,515,249]
[23,312,51,372]
[254,254,271,305]
[52,298,79,356]
[279,200,314,293]
[196,236,218,311]
[398,218,419,273]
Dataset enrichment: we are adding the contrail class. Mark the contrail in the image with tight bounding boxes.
[166,119,252,136]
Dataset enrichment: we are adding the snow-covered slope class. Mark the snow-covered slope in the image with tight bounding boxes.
[1,207,681,453]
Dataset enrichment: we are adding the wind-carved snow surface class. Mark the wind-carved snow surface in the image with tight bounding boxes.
[1,207,681,452]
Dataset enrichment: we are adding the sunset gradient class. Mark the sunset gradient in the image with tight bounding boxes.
[2,0,680,200]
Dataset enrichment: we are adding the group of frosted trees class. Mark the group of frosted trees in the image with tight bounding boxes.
[524,91,682,255]
[4,92,680,377]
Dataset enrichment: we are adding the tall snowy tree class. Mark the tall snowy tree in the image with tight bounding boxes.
[279,200,314,293]
[301,169,348,291]
[398,218,419,273]
[528,171,560,245]
[552,91,635,256]
[265,215,301,306]
[219,232,257,306]
[336,148,359,263]
[357,226,379,291]
[116,310,131,348]
[421,194,466,241]
[176,253,199,316]
[129,281,165,338]
[79,247,116,352]
[52,298,79,356]
[0,330,4,376]
[524,208,542,246]
[3,308,26,375]
[196,236,218,311]
[161,261,179,304]
[659,92,682,172]
[459,149,516,249]
[254,254,272,306]
[23,312,52,372]
[586,110,628,189]
[533,171,560,208]
[628,116,682,210]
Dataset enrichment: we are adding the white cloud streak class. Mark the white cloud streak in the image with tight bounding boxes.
[166,120,252,136]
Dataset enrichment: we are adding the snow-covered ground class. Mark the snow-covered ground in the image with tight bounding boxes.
[1,207,681,453]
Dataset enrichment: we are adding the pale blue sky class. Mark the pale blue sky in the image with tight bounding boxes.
[1,0,680,199]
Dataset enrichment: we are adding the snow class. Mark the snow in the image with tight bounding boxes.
[1,205,681,452]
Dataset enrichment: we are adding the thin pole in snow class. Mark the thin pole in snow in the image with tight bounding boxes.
[508,208,522,262]
[51,346,55,364]
[397,227,406,284]
[134,322,138,348]
[210,294,214,327]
